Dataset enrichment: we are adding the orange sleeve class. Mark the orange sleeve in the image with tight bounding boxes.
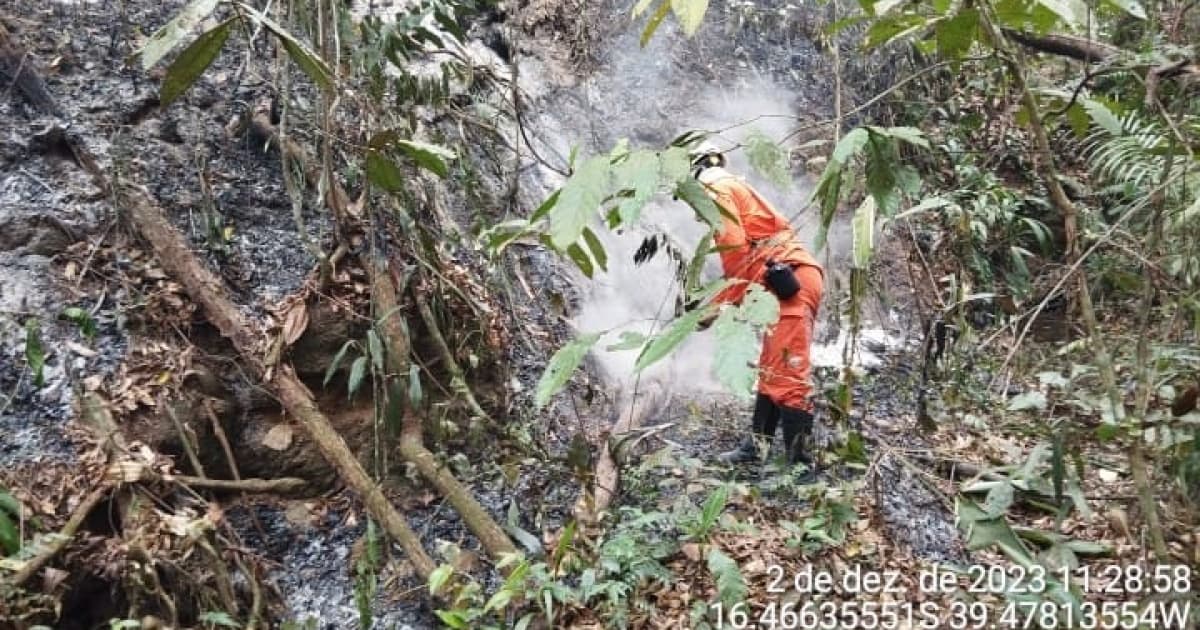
[710,186,750,306]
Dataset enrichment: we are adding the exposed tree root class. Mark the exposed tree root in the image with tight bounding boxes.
[369,257,518,560]
[10,484,110,586]
[113,181,438,579]
[106,463,307,494]
[242,106,517,563]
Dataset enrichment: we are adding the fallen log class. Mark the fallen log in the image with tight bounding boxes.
[115,182,437,579]
[1004,28,1199,79]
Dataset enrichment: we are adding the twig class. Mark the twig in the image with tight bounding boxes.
[10,483,110,585]
[415,294,491,423]
[163,396,207,478]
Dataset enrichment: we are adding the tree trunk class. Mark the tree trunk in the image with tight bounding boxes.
[116,182,438,579]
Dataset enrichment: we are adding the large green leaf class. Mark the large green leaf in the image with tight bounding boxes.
[160,17,235,107]
[535,332,602,408]
[0,511,18,555]
[366,151,406,192]
[396,140,456,178]
[634,307,711,372]
[739,285,779,326]
[956,497,1035,566]
[137,0,221,70]
[238,3,335,93]
[1082,98,1123,135]
[935,9,979,59]
[640,1,672,47]
[550,156,610,249]
[1035,0,1085,28]
[670,0,710,36]
[660,146,692,183]
[675,178,722,227]
[706,548,747,607]
[612,150,661,224]
[712,311,758,396]
[864,13,930,48]
[831,128,871,164]
[1102,0,1146,18]
[851,196,876,270]
[745,129,791,189]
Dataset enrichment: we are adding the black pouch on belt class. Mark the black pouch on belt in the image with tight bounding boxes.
[764,260,801,300]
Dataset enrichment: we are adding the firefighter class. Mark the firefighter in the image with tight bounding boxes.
[687,140,825,475]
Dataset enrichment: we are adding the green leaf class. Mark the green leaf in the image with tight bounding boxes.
[24,320,45,388]
[566,243,595,278]
[633,0,657,17]
[530,189,561,223]
[670,0,709,35]
[1082,98,1122,136]
[1066,103,1091,138]
[612,150,660,224]
[137,0,221,70]
[396,140,456,178]
[605,330,647,351]
[0,510,19,555]
[634,307,711,372]
[935,9,979,59]
[0,491,23,519]
[238,3,334,92]
[675,178,722,226]
[851,195,876,270]
[160,17,235,107]
[660,146,692,183]
[428,564,455,596]
[1007,390,1048,411]
[956,498,1035,566]
[367,330,384,373]
[60,307,97,339]
[744,129,791,189]
[706,548,747,606]
[739,286,780,326]
[366,151,406,192]
[864,13,929,48]
[879,126,930,148]
[700,484,729,530]
[831,127,870,164]
[347,356,368,398]
[640,1,672,47]
[712,311,758,395]
[1035,0,1085,27]
[550,156,610,249]
[433,610,469,629]
[1102,0,1146,18]
[582,227,608,272]
[198,611,240,628]
[536,332,603,408]
[982,482,1015,517]
[324,341,354,387]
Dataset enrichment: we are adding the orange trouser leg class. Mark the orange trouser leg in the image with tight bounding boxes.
[758,267,822,411]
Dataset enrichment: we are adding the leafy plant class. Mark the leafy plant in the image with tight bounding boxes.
[23,319,45,389]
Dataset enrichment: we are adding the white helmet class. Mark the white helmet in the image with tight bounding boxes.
[687,139,725,168]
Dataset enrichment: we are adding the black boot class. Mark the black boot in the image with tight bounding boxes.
[718,393,778,464]
[779,406,817,482]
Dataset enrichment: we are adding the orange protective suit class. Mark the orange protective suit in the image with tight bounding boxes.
[699,167,825,411]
